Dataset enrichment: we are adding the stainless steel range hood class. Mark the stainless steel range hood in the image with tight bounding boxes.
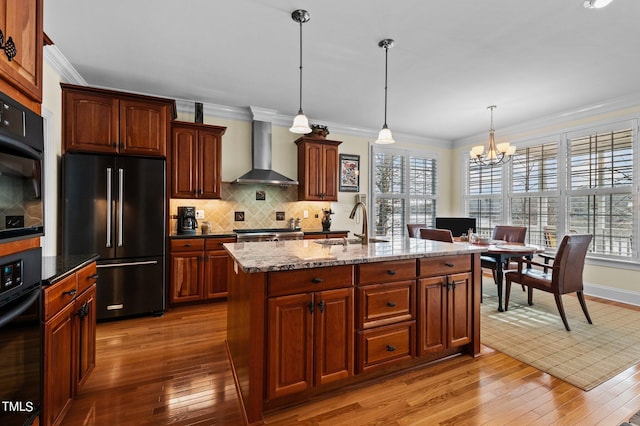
[232,114,298,186]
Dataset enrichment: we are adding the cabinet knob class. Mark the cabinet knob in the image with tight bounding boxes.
[386,301,397,308]
[183,243,192,247]
[386,270,397,275]
[445,263,454,268]
[386,345,396,352]
[311,277,323,284]
[63,289,77,297]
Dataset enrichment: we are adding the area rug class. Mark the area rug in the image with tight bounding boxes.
[480,281,640,391]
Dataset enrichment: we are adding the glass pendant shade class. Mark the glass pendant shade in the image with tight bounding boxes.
[375,126,395,144]
[289,112,311,134]
[584,0,614,8]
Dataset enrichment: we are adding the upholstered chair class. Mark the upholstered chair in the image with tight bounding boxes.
[481,225,527,284]
[418,228,454,243]
[504,234,593,331]
[407,223,426,238]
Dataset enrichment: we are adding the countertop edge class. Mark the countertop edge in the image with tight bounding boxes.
[42,254,100,285]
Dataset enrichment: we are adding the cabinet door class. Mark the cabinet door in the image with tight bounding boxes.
[321,143,339,201]
[268,293,313,399]
[63,90,119,154]
[74,284,97,392]
[0,0,42,104]
[417,276,447,355]
[198,129,222,198]
[170,251,203,303]
[43,302,75,426]
[171,126,198,198]
[119,98,169,157]
[447,272,472,348]
[203,251,229,299]
[302,142,324,200]
[315,287,354,386]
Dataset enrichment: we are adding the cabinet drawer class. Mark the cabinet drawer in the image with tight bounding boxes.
[357,281,415,329]
[419,255,471,277]
[44,273,78,321]
[357,259,416,284]
[269,265,354,296]
[170,238,205,252]
[205,237,236,251]
[76,262,98,294]
[357,321,415,373]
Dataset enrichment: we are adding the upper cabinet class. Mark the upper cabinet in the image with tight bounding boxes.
[171,121,226,199]
[0,0,43,112]
[295,137,342,201]
[62,84,176,157]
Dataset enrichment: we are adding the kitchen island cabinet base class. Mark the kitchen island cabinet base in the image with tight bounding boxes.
[225,252,481,425]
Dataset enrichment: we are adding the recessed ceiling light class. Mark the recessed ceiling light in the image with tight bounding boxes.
[583,0,614,9]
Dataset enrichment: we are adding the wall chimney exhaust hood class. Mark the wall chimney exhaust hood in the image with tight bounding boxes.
[232,107,298,186]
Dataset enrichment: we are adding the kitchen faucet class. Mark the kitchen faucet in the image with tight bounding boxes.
[349,201,368,245]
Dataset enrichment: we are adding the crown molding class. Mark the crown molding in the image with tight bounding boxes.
[43,45,87,86]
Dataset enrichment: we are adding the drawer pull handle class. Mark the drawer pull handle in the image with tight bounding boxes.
[318,300,325,313]
[63,289,77,297]
[386,270,397,275]
[311,277,323,284]
[308,302,314,313]
[445,263,454,268]
[88,273,99,280]
[387,302,397,308]
[386,345,396,352]
[184,243,192,247]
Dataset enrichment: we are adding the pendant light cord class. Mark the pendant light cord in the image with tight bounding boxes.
[383,45,389,128]
[298,18,304,114]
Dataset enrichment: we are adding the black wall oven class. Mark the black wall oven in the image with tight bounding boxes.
[0,247,42,425]
[0,90,44,242]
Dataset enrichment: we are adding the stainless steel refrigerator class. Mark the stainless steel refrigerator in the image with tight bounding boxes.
[62,153,165,320]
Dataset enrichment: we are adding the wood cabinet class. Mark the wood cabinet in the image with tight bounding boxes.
[0,0,43,111]
[356,260,416,372]
[171,121,226,199]
[169,237,234,304]
[62,84,176,157]
[267,265,354,399]
[303,231,349,240]
[295,137,341,201]
[417,255,472,355]
[43,261,98,426]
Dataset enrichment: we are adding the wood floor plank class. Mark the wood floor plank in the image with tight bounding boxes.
[60,301,640,426]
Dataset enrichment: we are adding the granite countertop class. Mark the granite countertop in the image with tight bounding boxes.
[223,238,485,273]
[41,254,100,285]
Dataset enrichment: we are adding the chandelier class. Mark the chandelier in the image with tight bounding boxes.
[470,105,515,167]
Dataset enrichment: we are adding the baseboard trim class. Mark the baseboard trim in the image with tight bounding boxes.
[584,282,640,307]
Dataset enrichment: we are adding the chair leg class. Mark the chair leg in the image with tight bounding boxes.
[577,291,593,324]
[505,279,512,311]
[553,294,571,331]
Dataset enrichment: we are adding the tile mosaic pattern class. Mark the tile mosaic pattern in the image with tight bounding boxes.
[170,183,331,233]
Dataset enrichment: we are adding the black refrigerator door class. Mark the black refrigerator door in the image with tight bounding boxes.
[63,154,116,259]
[95,256,165,320]
[115,157,166,259]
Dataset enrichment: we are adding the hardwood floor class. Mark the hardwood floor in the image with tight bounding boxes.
[62,300,640,426]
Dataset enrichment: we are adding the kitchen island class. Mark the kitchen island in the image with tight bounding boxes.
[224,238,485,425]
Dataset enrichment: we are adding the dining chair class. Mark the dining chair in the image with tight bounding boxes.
[418,228,454,243]
[480,225,527,284]
[406,223,426,238]
[504,234,593,331]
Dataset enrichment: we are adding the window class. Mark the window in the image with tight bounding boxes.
[373,147,438,238]
[464,121,637,261]
[467,160,503,237]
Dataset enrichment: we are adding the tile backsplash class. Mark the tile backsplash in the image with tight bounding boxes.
[170,183,331,233]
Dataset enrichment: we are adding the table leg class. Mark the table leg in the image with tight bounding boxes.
[496,255,504,312]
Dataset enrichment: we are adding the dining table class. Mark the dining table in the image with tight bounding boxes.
[469,241,546,312]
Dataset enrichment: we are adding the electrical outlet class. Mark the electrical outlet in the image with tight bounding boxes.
[303,210,309,218]
[195,210,205,219]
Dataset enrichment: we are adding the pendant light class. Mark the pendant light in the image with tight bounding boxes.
[583,0,614,8]
[470,105,516,167]
[289,9,312,134]
[375,39,395,144]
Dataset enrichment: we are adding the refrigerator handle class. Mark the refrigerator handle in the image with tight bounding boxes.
[118,168,124,247]
[106,167,112,248]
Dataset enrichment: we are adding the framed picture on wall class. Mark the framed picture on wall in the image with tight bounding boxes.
[339,154,360,192]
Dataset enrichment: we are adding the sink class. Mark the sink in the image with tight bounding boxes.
[313,238,389,246]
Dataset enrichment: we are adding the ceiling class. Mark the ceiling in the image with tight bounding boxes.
[43,0,640,143]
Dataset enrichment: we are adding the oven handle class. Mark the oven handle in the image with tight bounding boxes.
[0,289,40,328]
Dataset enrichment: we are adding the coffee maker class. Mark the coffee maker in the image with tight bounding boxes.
[177,206,198,235]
